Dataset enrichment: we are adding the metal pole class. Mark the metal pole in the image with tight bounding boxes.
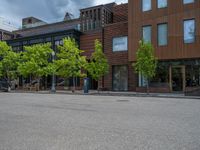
[51,51,56,93]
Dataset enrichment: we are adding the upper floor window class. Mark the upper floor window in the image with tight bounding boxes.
[142,0,151,12]
[157,0,167,8]
[183,0,194,4]
[184,19,195,43]
[142,26,152,43]
[112,36,128,52]
[158,23,168,46]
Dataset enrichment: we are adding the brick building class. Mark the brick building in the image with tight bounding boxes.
[79,3,133,91]
[1,1,200,94]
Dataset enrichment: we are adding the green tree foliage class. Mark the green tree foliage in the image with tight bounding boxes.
[133,40,157,93]
[0,41,20,81]
[18,43,53,85]
[86,40,109,89]
[55,37,87,92]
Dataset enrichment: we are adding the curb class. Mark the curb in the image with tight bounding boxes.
[3,90,200,100]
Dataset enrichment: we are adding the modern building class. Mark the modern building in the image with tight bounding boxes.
[6,15,81,88]
[129,0,200,93]
[1,0,200,94]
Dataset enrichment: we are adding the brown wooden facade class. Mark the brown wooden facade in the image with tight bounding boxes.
[128,0,200,61]
[128,0,200,93]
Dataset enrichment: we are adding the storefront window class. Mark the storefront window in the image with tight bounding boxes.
[150,63,169,87]
[186,66,200,87]
[139,72,147,87]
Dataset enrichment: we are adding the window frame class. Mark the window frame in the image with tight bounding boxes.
[112,36,128,52]
[157,23,168,46]
[183,18,196,44]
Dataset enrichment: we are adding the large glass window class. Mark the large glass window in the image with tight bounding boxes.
[157,0,167,8]
[142,0,151,12]
[184,19,195,43]
[139,73,147,87]
[183,0,194,4]
[186,66,200,87]
[142,26,152,43]
[150,63,169,87]
[112,36,128,52]
[158,23,168,46]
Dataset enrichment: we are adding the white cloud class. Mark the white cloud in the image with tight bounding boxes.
[0,0,128,29]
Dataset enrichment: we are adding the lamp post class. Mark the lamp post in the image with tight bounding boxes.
[51,51,56,93]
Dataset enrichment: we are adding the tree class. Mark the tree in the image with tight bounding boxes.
[0,41,20,87]
[86,39,109,90]
[18,43,53,90]
[55,37,87,92]
[133,40,157,94]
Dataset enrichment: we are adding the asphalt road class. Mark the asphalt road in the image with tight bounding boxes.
[0,93,200,150]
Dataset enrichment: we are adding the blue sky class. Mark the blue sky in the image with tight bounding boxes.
[0,0,127,28]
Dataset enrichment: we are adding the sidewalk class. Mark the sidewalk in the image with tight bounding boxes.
[11,89,200,99]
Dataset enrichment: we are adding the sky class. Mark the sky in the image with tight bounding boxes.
[0,0,127,29]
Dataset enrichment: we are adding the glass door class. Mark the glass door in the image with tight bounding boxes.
[171,66,185,92]
[112,65,128,91]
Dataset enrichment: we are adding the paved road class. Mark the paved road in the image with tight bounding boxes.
[0,93,200,150]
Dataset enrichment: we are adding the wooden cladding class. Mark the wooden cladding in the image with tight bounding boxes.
[128,0,200,61]
[80,30,102,58]
[113,4,128,23]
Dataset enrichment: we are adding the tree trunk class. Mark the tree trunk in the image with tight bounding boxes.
[146,79,149,95]
[30,75,32,91]
[7,74,11,92]
[97,79,99,94]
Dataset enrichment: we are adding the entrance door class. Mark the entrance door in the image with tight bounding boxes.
[112,65,128,91]
[170,66,185,92]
